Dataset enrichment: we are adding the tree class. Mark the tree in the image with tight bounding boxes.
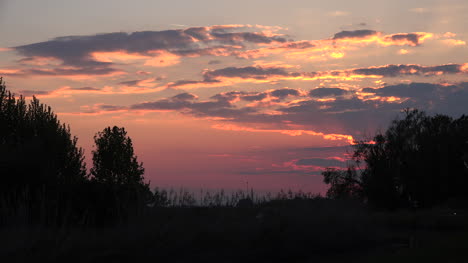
[322,166,362,200]
[89,126,152,221]
[90,126,146,186]
[1,78,87,224]
[0,77,86,190]
[323,109,468,209]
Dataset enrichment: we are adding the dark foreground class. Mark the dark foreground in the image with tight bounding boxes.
[1,199,467,263]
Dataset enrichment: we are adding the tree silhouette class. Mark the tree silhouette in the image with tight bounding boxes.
[0,78,87,224]
[0,78,86,190]
[322,166,362,200]
[90,126,152,221]
[323,109,468,209]
[91,126,145,186]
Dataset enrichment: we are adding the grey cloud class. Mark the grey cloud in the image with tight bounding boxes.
[333,30,377,40]
[384,33,420,45]
[172,92,198,101]
[12,26,287,76]
[18,90,51,96]
[270,88,300,98]
[70,86,101,91]
[309,88,348,97]
[361,82,441,98]
[203,66,300,80]
[352,64,465,77]
[295,158,346,167]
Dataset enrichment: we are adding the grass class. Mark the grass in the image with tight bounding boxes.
[1,189,467,262]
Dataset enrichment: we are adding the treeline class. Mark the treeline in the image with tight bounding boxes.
[0,79,152,226]
[323,109,468,209]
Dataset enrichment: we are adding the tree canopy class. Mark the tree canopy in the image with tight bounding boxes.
[0,78,86,191]
[91,126,146,186]
[323,109,468,209]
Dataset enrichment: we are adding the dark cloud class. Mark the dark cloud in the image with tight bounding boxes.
[362,82,441,98]
[309,88,348,97]
[332,30,377,40]
[242,93,268,101]
[270,88,300,98]
[118,80,141,86]
[167,79,222,88]
[12,25,286,77]
[79,82,467,140]
[295,158,346,167]
[18,90,51,97]
[203,66,301,80]
[172,92,198,101]
[97,104,127,111]
[352,64,465,77]
[70,86,100,91]
[383,33,420,46]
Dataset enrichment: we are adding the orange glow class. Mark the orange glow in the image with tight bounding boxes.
[443,39,466,46]
[211,124,355,144]
[443,32,457,38]
[0,69,22,75]
[461,63,468,72]
[399,49,409,55]
[144,51,181,67]
[329,51,345,58]
[91,51,149,62]
[18,56,62,66]
[316,98,336,102]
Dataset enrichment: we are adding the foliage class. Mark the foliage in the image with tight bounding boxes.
[91,126,145,186]
[323,109,468,209]
[322,166,362,200]
[0,78,87,189]
[90,126,152,221]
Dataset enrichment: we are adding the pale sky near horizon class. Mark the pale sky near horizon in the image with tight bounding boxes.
[0,0,467,193]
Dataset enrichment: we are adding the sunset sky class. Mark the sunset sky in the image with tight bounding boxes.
[0,0,467,193]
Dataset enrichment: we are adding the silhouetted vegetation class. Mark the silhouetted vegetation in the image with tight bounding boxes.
[0,78,87,225]
[2,78,468,262]
[323,109,468,209]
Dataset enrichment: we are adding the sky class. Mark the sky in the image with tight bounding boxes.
[0,0,467,194]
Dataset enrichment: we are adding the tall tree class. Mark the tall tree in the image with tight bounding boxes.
[90,126,146,186]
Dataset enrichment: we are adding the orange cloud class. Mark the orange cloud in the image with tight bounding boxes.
[91,51,149,62]
[211,124,354,144]
[18,56,62,66]
[399,49,409,55]
[144,51,181,67]
[442,39,466,46]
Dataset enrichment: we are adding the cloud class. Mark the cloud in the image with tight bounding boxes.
[309,88,349,97]
[10,25,286,77]
[351,63,466,77]
[442,39,466,46]
[295,158,346,167]
[66,81,468,146]
[333,30,378,40]
[380,32,432,46]
[211,124,355,144]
